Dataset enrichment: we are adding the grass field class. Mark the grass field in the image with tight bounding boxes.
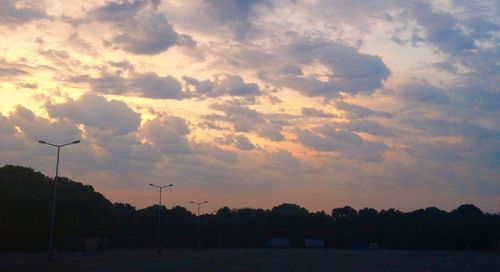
[1,249,499,272]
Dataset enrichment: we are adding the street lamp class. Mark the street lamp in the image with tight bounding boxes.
[149,183,173,253]
[190,201,208,250]
[38,139,80,261]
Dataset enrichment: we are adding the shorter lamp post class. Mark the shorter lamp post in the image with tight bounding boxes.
[38,139,80,261]
[191,201,208,250]
[149,183,173,253]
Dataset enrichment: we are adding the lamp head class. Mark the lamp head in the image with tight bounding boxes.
[38,140,46,144]
[72,140,81,144]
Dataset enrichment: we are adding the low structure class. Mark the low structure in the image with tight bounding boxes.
[305,238,324,248]
[266,238,290,248]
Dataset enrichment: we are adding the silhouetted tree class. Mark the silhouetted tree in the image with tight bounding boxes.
[1,165,499,252]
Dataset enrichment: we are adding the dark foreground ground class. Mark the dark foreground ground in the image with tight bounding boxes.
[1,249,499,272]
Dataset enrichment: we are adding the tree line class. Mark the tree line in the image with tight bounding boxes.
[0,165,498,252]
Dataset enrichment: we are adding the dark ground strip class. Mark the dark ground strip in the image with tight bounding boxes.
[1,249,499,272]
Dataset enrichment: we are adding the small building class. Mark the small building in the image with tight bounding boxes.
[266,238,290,248]
[305,238,324,248]
[368,242,379,250]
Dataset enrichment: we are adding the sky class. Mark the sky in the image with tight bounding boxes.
[0,0,499,213]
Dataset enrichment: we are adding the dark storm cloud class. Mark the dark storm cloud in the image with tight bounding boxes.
[46,93,142,135]
[0,0,47,25]
[295,124,387,162]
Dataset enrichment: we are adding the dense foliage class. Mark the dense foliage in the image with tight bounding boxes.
[1,165,498,252]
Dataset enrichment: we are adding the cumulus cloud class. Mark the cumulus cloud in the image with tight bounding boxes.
[403,117,499,141]
[87,0,160,22]
[0,67,28,78]
[0,113,15,136]
[9,106,82,144]
[85,0,195,55]
[129,72,185,98]
[69,72,188,99]
[409,1,476,56]
[268,149,301,169]
[0,59,30,79]
[140,115,192,153]
[302,107,337,118]
[233,134,255,151]
[398,81,450,105]
[216,133,255,151]
[0,0,47,25]
[184,74,261,98]
[336,101,393,119]
[280,37,390,96]
[204,0,272,39]
[226,36,390,99]
[206,101,286,141]
[195,144,238,164]
[46,93,142,135]
[296,124,387,162]
[342,120,397,137]
[111,10,183,55]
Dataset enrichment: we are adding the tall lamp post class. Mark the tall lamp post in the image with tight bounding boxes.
[149,183,173,253]
[38,139,80,261]
[190,201,207,250]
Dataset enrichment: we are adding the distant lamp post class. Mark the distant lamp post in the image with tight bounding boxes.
[149,183,173,253]
[38,139,80,261]
[191,201,208,250]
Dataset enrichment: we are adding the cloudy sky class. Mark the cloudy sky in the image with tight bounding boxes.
[1,0,498,213]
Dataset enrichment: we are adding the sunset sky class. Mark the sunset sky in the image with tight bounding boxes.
[1,0,498,213]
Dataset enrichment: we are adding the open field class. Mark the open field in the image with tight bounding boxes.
[1,249,499,272]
